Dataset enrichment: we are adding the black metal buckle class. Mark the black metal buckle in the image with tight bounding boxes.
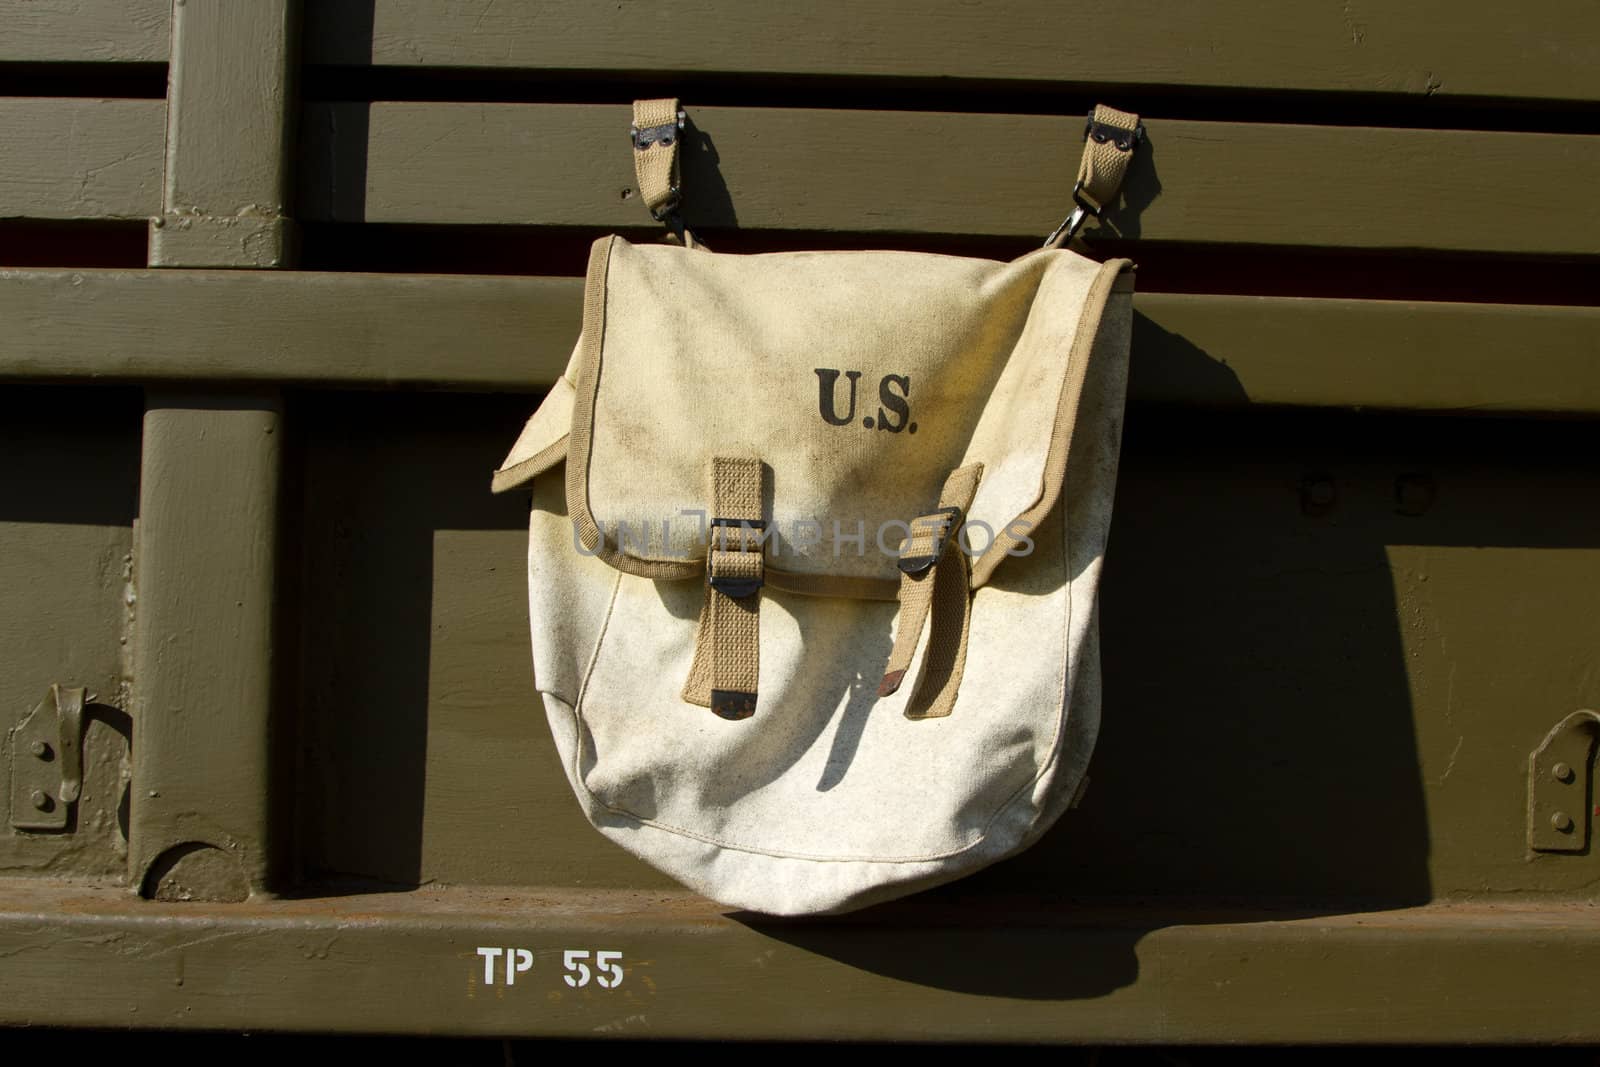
[709,574,762,598]
[897,506,962,577]
[652,197,685,232]
[1083,108,1145,153]
[708,517,766,597]
[629,110,689,235]
[628,111,685,151]
[1044,179,1103,248]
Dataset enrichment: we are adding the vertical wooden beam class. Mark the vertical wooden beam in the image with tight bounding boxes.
[130,397,282,899]
[131,0,299,899]
[148,0,296,269]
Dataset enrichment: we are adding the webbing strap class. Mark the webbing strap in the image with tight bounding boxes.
[903,533,974,721]
[630,98,682,221]
[681,456,766,720]
[878,464,983,719]
[1046,103,1144,248]
[1076,104,1142,213]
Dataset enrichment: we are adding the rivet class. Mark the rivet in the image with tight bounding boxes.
[1553,762,1575,783]
[30,740,49,759]
[1552,811,1575,833]
[30,790,50,812]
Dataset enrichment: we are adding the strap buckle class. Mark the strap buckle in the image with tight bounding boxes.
[897,506,963,577]
[1043,179,1099,248]
[628,111,685,151]
[708,516,766,597]
[654,200,687,236]
[1084,109,1144,153]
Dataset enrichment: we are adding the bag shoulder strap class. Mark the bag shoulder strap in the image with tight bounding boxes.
[1045,104,1145,248]
[632,97,1141,251]
[630,98,703,249]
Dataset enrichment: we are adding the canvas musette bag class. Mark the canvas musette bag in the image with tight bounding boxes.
[492,100,1144,915]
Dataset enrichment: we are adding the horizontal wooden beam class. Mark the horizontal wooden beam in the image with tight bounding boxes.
[0,99,165,220]
[3,881,1600,1041]
[302,0,1600,106]
[0,268,575,387]
[2,267,1597,415]
[299,104,1600,257]
[0,0,169,64]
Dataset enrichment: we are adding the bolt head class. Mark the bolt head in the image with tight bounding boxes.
[1554,762,1575,783]
[29,740,49,759]
[29,790,51,812]
[1552,811,1576,833]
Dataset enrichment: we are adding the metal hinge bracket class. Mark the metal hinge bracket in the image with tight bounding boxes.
[1528,709,1600,853]
[9,684,86,833]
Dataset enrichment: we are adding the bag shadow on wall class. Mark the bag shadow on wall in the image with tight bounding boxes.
[679,117,740,232]
[749,325,1438,1000]
[1093,127,1161,241]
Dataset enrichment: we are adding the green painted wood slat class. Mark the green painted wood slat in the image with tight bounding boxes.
[6,883,1600,1042]
[0,268,1596,415]
[0,0,169,64]
[299,103,1600,256]
[302,0,1600,106]
[0,98,165,220]
[7,97,1596,259]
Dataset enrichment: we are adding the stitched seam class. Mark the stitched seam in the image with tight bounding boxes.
[571,567,625,802]
[971,255,1126,589]
[492,434,570,491]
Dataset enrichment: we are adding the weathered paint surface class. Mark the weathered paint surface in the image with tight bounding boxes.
[126,0,300,901]
[0,99,165,220]
[0,389,138,880]
[129,398,282,901]
[298,104,1600,256]
[4,273,1600,416]
[0,0,168,63]
[302,0,1600,105]
[6,880,1600,1041]
[149,0,295,268]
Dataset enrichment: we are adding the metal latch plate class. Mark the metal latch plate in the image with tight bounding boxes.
[1528,709,1599,853]
[9,685,85,832]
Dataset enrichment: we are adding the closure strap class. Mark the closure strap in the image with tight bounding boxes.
[682,456,767,720]
[878,464,983,720]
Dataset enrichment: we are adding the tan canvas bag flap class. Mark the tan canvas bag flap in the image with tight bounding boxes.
[533,235,1129,592]
[491,345,581,494]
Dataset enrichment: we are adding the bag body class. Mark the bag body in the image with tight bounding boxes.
[495,234,1135,915]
